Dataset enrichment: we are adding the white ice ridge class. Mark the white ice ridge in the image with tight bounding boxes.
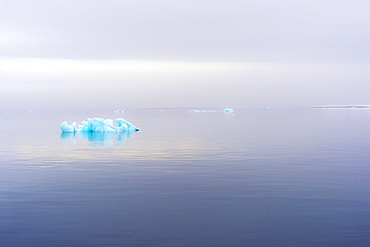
[60,117,140,133]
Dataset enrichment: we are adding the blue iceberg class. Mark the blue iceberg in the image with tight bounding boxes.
[60,117,140,133]
[224,108,234,112]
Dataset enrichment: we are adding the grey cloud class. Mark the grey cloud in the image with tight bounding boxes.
[1,0,370,62]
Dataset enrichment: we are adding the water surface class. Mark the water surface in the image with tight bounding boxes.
[0,107,369,246]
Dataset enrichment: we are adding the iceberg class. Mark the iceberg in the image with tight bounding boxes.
[60,117,140,133]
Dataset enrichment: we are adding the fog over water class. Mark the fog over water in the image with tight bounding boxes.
[1,0,370,110]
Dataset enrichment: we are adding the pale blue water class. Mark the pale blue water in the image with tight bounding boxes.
[0,107,369,246]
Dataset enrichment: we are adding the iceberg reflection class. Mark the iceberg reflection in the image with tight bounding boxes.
[60,130,137,146]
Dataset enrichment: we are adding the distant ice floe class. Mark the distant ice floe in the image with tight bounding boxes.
[312,105,370,109]
[189,109,217,113]
[188,108,234,113]
[60,117,139,133]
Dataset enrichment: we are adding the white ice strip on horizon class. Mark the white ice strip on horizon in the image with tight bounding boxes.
[60,117,139,133]
[312,105,370,109]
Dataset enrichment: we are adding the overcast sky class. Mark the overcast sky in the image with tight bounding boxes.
[1,0,370,110]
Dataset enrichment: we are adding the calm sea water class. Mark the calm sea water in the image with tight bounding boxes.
[0,107,369,247]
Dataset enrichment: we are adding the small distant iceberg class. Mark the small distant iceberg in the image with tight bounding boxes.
[114,109,126,113]
[224,108,234,112]
[60,117,140,133]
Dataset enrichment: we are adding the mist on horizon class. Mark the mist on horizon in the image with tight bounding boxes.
[1,0,369,110]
